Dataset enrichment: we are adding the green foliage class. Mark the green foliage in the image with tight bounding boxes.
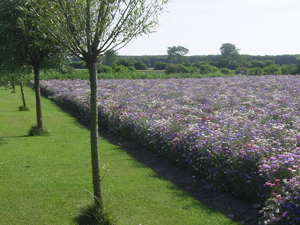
[199,64,220,74]
[97,64,114,74]
[248,67,265,75]
[167,46,189,63]
[220,68,232,75]
[220,43,240,60]
[103,50,118,66]
[263,64,281,75]
[297,56,300,74]
[59,66,76,74]
[218,57,239,70]
[281,64,296,75]
[28,124,50,136]
[154,61,166,70]
[165,63,179,74]
[73,204,114,225]
[112,64,136,73]
[69,60,86,69]
[134,60,148,70]
[19,105,30,111]
[116,58,135,68]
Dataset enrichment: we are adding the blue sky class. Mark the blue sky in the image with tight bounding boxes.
[118,0,300,56]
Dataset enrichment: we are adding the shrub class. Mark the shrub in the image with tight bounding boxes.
[199,64,220,74]
[28,125,50,136]
[281,64,297,75]
[19,106,30,111]
[165,63,179,74]
[177,64,189,73]
[69,60,86,69]
[134,60,148,70]
[263,65,281,75]
[220,68,231,75]
[97,64,113,74]
[154,61,166,70]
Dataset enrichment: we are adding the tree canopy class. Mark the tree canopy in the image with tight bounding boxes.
[220,43,240,59]
[167,46,189,63]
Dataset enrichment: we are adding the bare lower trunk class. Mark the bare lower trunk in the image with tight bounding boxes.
[20,82,26,108]
[12,83,16,93]
[33,65,43,130]
[11,74,16,93]
[88,60,102,209]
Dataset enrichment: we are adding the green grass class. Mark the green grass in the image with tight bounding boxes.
[0,86,239,225]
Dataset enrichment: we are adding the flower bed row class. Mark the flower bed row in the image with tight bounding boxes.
[32,76,300,224]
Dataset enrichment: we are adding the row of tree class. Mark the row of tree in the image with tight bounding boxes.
[0,0,169,216]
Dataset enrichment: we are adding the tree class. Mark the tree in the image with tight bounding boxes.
[296,57,300,74]
[167,46,189,63]
[220,43,240,60]
[103,50,118,66]
[0,0,64,132]
[134,60,148,70]
[25,0,169,210]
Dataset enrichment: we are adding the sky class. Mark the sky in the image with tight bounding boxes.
[117,0,300,56]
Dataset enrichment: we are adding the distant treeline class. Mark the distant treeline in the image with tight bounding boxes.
[70,54,299,69]
[117,54,299,67]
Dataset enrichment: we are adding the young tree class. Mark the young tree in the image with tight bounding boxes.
[167,46,189,63]
[0,0,64,131]
[26,0,169,209]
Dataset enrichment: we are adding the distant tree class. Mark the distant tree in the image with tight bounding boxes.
[220,43,240,60]
[263,64,281,75]
[296,56,300,74]
[134,60,148,70]
[117,58,135,68]
[103,50,118,66]
[165,63,179,74]
[199,64,220,74]
[25,0,169,211]
[281,64,296,75]
[218,57,239,70]
[167,46,189,63]
[154,61,166,70]
[249,60,266,68]
[220,68,231,75]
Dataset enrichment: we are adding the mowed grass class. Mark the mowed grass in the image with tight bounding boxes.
[0,86,239,225]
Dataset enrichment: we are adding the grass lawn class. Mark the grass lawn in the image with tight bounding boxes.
[0,86,238,225]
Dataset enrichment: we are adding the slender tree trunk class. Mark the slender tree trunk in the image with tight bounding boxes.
[11,74,16,93]
[20,81,27,108]
[88,60,102,209]
[33,65,43,130]
[12,83,16,93]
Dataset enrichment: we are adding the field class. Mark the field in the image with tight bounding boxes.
[35,75,300,224]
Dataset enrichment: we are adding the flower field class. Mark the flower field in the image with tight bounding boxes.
[34,75,300,224]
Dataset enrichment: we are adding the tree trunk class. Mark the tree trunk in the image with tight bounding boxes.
[11,74,16,93]
[12,83,16,93]
[87,60,103,209]
[33,65,43,130]
[20,81,27,108]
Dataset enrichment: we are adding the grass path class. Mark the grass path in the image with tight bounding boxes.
[0,86,238,225]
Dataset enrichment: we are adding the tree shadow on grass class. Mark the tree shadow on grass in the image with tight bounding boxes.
[48,104,261,225]
[0,137,6,146]
[0,135,29,146]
